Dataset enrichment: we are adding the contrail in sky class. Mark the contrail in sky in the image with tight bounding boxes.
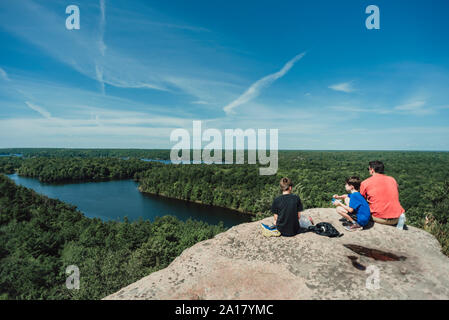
[223,52,306,114]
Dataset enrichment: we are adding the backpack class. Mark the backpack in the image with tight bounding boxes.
[307,222,343,238]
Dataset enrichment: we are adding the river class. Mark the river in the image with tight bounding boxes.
[6,173,252,228]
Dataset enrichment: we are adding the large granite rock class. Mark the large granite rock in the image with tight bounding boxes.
[104,208,449,300]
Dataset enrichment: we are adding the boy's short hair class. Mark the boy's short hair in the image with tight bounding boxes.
[369,160,385,174]
[345,176,361,191]
[280,177,293,191]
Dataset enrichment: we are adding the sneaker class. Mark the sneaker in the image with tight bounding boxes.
[261,223,281,237]
[340,215,356,222]
[342,220,353,227]
[261,223,277,230]
[344,223,363,232]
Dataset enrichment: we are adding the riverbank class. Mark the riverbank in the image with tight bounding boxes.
[3,150,449,256]
[0,173,227,300]
[5,173,252,228]
[137,184,257,217]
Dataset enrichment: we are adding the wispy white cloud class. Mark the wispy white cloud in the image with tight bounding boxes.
[1,100,196,148]
[0,0,243,102]
[74,105,192,127]
[394,100,425,110]
[328,81,355,93]
[25,101,52,119]
[347,126,449,136]
[0,67,10,81]
[223,52,306,114]
[0,117,175,148]
[4,74,195,119]
[329,100,446,116]
[99,0,107,56]
[393,100,433,115]
[94,0,107,94]
[148,22,210,33]
[329,105,392,114]
[191,100,209,105]
[329,106,368,113]
[95,64,105,95]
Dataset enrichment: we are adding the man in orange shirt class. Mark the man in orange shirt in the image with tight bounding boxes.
[360,160,405,225]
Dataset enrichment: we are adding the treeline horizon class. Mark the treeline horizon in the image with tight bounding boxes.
[2,147,448,158]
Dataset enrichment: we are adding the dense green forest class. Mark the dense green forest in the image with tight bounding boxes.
[138,151,449,254]
[1,149,449,300]
[0,149,170,183]
[138,164,277,214]
[137,151,448,217]
[0,157,22,174]
[0,174,225,299]
[16,157,162,183]
[0,148,171,159]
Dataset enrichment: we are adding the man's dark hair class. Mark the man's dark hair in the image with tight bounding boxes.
[280,177,293,191]
[369,160,385,174]
[345,176,361,191]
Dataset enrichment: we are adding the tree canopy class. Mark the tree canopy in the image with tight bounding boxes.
[2,149,449,300]
[0,174,225,300]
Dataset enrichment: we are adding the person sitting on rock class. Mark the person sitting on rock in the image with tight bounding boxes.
[332,176,371,231]
[360,160,405,226]
[269,177,312,237]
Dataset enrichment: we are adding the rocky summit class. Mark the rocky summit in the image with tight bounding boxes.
[104,208,449,300]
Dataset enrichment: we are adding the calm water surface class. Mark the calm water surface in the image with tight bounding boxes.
[6,173,251,228]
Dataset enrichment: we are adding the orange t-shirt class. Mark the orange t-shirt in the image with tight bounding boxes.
[360,174,405,219]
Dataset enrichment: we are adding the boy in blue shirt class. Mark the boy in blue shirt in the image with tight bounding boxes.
[332,176,371,231]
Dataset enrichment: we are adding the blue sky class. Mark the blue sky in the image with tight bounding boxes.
[0,0,448,150]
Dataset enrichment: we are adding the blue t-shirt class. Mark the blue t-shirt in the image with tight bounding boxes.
[348,192,371,226]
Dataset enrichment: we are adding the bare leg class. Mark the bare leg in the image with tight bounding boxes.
[336,206,355,223]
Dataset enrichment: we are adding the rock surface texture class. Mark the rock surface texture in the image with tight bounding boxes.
[104,208,449,300]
